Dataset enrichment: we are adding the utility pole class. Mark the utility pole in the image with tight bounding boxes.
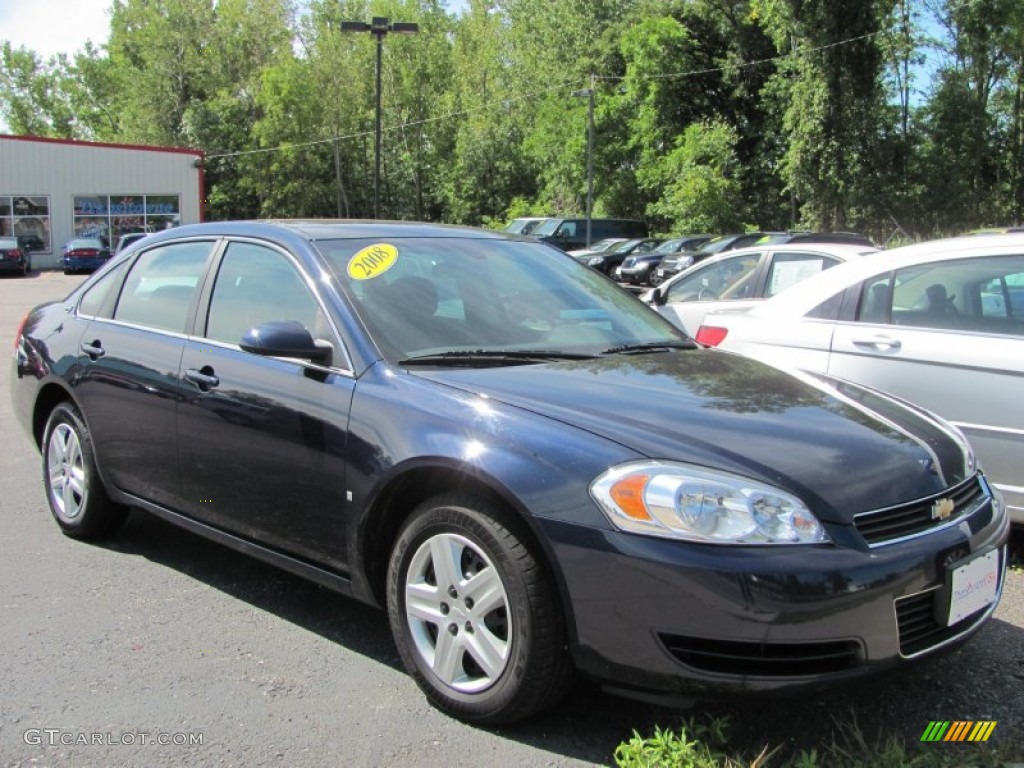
[340,17,420,220]
[572,80,595,248]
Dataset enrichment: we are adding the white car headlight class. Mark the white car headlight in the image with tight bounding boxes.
[587,256,604,267]
[590,461,829,545]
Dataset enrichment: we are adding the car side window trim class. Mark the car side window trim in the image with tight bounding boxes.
[106,238,219,336]
[198,236,355,376]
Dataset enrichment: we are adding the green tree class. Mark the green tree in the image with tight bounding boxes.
[753,0,893,235]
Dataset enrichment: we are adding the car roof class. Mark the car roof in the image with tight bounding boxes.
[136,220,513,251]
[746,233,1024,318]
[659,242,877,289]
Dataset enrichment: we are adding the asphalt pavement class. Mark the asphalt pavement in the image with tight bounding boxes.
[1,272,1021,767]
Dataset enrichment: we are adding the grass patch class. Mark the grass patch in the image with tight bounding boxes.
[613,715,1024,768]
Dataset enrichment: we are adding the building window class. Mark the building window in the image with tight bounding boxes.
[0,196,52,253]
[74,194,181,245]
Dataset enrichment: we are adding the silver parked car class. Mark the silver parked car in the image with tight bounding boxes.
[695,234,1024,524]
[641,243,877,336]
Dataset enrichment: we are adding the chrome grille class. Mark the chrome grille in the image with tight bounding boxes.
[853,476,986,546]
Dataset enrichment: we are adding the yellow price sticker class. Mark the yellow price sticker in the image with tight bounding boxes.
[347,243,398,280]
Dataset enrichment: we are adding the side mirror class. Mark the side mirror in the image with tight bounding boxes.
[240,320,332,364]
[651,287,666,306]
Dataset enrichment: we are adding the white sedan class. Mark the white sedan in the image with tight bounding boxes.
[640,242,876,335]
[695,234,1024,524]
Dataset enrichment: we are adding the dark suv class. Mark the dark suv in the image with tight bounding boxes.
[532,218,649,252]
[652,232,777,285]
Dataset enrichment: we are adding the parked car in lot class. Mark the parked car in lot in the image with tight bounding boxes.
[12,221,1009,725]
[114,231,152,254]
[0,236,31,276]
[755,231,876,248]
[616,236,713,286]
[62,237,111,274]
[643,243,877,335]
[695,234,1024,525]
[652,232,777,285]
[566,237,627,260]
[584,237,662,275]
[532,217,649,252]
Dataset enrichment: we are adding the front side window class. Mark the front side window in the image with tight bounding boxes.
[666,253,762,303]
[205,242,328,346]
[113,242,213,332]
[855,254,1024,336]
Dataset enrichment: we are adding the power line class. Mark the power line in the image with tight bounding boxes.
[203,28,887,162]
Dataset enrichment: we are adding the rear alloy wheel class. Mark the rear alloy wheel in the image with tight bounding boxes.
[42,402,126,539]
[387,493,572,725]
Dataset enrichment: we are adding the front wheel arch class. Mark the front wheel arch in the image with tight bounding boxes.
[358,464,562,612]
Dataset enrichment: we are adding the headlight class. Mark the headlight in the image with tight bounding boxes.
[587,256,604,266]
[590,461,829,545]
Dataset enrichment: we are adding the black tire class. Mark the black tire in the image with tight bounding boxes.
[387,492,573,725]
[41,402,127,539]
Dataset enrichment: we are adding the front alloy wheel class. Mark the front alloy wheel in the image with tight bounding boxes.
[387,492,572,724]
[404,531,512,693]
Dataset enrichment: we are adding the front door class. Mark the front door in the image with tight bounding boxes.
[176,240,355,571]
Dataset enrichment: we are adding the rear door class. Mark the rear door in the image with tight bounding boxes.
[74,240,216,508]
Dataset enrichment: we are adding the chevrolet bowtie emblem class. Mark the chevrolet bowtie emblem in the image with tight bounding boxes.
[931,497,955,521]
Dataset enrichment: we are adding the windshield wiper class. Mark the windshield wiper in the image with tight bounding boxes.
[601,340,699,355]
[397,349,598,367]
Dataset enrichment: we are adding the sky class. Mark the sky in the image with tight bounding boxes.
[0,0,112,59]
[0,0,468,60]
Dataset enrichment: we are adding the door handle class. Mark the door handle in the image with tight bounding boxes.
[185,366,220,390]
[80,340,105,360]
[852,336,902,352]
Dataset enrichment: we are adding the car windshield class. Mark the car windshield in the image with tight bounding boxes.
[608,239,643,254]
[531,219,561,236]
[655,239,686,253]
[589,239,624,252]
[317,236,687,363]
[695,236,738,255]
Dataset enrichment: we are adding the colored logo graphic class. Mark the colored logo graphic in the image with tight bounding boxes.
[920,721,997,742]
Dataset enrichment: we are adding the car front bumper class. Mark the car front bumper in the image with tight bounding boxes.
[541,482,1009,701]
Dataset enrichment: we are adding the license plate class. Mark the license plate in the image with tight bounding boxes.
[947,549,999,626]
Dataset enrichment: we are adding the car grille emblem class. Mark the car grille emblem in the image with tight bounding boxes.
[931,498,955,521]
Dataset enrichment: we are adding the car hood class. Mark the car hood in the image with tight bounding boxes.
[411,350,970,523]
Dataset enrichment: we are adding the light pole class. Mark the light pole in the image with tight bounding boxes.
[571,85,595,248]
[340,17,419,220]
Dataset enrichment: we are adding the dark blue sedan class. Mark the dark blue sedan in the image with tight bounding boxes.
[11,221,1009,724]
[61,237,111,274]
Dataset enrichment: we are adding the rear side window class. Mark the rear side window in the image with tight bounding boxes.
[78,261,130,318]
[764,252,839,298]
[113,242,213,333]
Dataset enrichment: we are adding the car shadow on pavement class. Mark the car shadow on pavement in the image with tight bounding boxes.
[97,509,1024,765]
